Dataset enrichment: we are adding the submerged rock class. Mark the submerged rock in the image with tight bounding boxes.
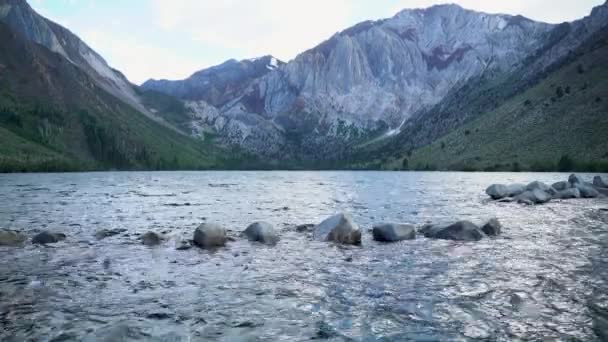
[555,187,581,199]
[516,189,552,204]
[372,223,416,242]
[313,213,361,245]
[95,228,127,240]
[421,221,484,241]
[141,232,162,246]
[486,184,508,199]
[243,222,279,245]
[193,223,227,248]
[0,229,27,246]
[481,218,501,236]
[594,176,608,188]
[32,231,66,245]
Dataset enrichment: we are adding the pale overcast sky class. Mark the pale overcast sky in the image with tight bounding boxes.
[30,0,605,84]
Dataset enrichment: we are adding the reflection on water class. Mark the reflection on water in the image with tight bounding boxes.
[0,171,607,340]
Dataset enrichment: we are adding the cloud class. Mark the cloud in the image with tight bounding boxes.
[151,0,354,62]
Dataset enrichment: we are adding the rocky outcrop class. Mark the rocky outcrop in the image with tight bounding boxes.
[313,213,361,245]
[486,184,508,200]
[420,220,485,241]
[372,223,416,242]
[552,181,571,191]
[193,223,227,248]
[555,188,581,199]
[32,231,66,244]
[516,189,552,204]
[576,183,600,198]
[0,229,26,246]
[243,222,280,245]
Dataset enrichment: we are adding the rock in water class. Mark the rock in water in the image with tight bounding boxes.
[576,184,600,198]
[421,221,484,241]
[95,228,127,240]
[0,230,27,246]
[506,184,526,197]
[569,174,585,186]
[594,176,608,188]
[313,213,361,245]
[516,189,552,204]
[481,218,501,236]
[193,223,227,248]
[243,222,280,245]
[552,181,571,191]
[141,232,162,246]
[32,231,66,244]
[526,181,556,195]
[555,188,581,199]
[486,184,508,199]
[372,223,416,242]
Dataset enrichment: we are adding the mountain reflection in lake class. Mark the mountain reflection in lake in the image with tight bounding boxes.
[1,171,607,341]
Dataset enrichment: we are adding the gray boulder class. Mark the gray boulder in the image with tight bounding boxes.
[526,181,556,195]
[576,183,600,198]
[193,223,227,248]
[243,222,280,245]
[313,213,361,245]
[506,184,526,197]
[554,187,581,199]
[141,232,162,246]
[552,181,571,191]
[569,174,585,186]
[0,230,27,246]
[594,176,608,188]
[481,218,502,236]
[372,223,416,242]
[486,184,508,199]
[32,231,66,244]
[420,221,484,241]
[516,189,552,204]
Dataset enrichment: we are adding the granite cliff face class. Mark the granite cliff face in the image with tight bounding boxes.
[143,4,556,158]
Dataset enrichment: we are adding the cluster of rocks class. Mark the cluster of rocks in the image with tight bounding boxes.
[486,174,607,205]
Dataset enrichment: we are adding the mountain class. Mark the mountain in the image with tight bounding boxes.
[141,4,556,160]
[354,1,608,171]
[0,0,244,172]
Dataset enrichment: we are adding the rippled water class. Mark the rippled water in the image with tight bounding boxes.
[1,171,608,341]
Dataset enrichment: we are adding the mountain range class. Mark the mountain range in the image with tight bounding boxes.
[1,0,607,171]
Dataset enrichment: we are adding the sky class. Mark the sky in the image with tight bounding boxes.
[30,0,605,85]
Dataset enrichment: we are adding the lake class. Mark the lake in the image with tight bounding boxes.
[1,171,607,341]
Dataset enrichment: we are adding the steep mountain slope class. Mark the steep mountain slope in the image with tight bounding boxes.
[0,21,236,172]
[361,20,608,171]
[139,4,555,160]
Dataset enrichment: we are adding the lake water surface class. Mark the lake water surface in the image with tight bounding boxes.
[1,171,608,341]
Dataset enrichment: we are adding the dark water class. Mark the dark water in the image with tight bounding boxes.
[1,171,607,341]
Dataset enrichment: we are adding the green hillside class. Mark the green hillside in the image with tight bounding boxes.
[0,23,245,172]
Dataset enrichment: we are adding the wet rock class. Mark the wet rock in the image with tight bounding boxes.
[243,222,279,245]
[372,223,416,242]
[526,181,556,195]
[32,231,66,244]
[554,187,581,199]
[552,181,571,191]
[569,174,585,186]
[516,189,552,204]
[594,176,608,188]
[193,223,226,248]
[95,228,127,240]
[141,232,162,246]
[506,184,526,197]
[0,229,27,246]
[313,213,361,245]
[481,218,501,236]
[486,184,508,199]
[421,221,484,241]
[175,239,192,250]
[576,183,600,198]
